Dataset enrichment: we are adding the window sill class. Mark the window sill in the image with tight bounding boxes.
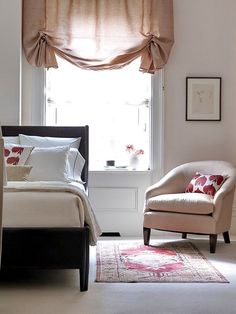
[89,169,151,174]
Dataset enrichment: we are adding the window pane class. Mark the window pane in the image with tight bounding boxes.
[45,57,151,170]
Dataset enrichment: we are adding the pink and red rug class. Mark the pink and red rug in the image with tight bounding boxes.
[96,241,228,283]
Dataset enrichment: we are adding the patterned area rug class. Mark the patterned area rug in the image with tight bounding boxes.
[96,241,228,283]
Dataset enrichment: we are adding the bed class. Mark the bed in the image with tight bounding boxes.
[0,125,101,291]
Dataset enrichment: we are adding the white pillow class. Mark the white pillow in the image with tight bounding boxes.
[26,146,70,182]
[19,134,81,149]
[3,136,20,144]
[67,148,85,183]
[4,144,34,166]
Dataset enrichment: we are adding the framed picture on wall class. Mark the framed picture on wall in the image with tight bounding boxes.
[186,77,221,121]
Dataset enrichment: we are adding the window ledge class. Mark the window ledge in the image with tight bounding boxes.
[89,169,151,174]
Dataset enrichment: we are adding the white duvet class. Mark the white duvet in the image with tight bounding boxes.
[3,181,102,245]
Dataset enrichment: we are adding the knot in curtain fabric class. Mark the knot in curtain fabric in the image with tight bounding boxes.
[22,0,174,73]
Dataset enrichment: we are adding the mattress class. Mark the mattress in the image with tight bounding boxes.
[3,181,101,245]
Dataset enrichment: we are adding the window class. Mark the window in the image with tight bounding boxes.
[45,57,151,170]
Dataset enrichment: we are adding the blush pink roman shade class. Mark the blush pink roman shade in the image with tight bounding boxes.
[22,0,174,73]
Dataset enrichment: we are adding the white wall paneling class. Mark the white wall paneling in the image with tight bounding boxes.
[89,187,138,212]
[89,171,151,236]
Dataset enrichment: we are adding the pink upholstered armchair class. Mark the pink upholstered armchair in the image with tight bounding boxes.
[143,161,236,253]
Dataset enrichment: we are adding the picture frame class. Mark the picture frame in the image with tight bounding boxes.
[186,77,221,121]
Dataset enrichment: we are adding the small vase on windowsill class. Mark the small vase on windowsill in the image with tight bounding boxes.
[129,155,139,170]
[126,145,144,170]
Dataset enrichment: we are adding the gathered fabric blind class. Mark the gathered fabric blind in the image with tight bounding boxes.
[22,0,174,73]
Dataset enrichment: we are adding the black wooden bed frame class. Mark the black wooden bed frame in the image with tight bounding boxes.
[1,125,90,291]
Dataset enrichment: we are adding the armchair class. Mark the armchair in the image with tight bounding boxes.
[143,161,236,253]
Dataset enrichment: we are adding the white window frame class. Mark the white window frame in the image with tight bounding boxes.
[21,63,164,182]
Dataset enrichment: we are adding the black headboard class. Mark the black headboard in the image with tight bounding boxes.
[2,125,89,189]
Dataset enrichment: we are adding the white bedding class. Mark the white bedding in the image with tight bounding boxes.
[3,181,101,245]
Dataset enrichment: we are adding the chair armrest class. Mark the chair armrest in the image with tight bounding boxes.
[213,176,236,205]
[213,177,236,221]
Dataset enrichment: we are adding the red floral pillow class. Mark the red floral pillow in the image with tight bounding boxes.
[185,172,227,197]
[4,145,34,166]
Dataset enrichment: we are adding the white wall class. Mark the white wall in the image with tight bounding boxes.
[164,0,236,172]
[0,0,21,124]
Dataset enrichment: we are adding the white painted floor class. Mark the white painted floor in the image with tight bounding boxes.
[0,235,236,314]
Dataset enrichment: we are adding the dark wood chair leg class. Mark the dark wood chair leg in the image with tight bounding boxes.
[223,231,230,243]
[209,234,217,253]
[143,227,151,245]
[182,233,187,239]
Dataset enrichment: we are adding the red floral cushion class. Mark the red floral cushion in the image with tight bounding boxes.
[185,172,227,197]
[4,145,34,166]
